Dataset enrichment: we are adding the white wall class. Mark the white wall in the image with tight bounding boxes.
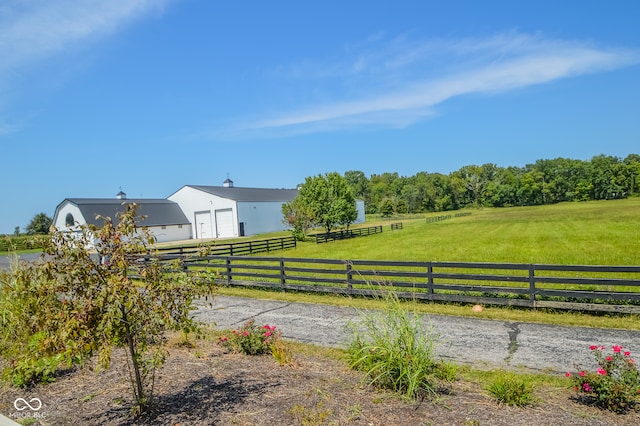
[53,201,85,230]
[355,200,365,224]
[148,224,191,243]
[168,187,238,239]
[237,201,289,236]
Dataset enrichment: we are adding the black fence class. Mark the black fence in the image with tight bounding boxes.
[390,222,403,231]
[180,256,640,314]
[312,226,383,243]
[426,215,452,224]
[154,236,296,257]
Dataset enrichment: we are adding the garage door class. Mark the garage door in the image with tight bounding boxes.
[215,209,234,238]
[194,211,213,239]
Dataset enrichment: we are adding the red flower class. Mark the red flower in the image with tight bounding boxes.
[565,372,572,377]
[579,371,586,377]
[264,331,272,337]
[606,356,613,362]
[613,345,622,353]
[589,345,597,350]
[242,331,249,336]
[624,351,631,357]
[596,368,607,376]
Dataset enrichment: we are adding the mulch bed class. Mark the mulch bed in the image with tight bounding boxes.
[1,337,639,425]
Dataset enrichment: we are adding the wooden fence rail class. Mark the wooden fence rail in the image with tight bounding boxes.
[312,226,383,243]
[426,215,452,224]
[154,236,296,257]
[175,256,640,314]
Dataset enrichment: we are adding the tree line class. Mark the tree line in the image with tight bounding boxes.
[343,153,640,214]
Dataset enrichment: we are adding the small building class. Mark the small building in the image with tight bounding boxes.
[52,196,192,243]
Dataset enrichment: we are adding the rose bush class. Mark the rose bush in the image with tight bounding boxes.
[567,345,640,413]
[219,319,280,355]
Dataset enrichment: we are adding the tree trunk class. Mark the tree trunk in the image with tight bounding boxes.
[121,305,145,406]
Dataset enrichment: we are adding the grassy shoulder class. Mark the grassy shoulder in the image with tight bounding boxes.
[214,286,640,331]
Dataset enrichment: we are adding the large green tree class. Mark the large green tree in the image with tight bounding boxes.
[297,172,358,233]
[26,212,52,235]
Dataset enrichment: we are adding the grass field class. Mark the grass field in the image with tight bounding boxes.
[282,198,640,266]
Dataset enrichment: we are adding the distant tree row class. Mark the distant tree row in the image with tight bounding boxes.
[343,154,640,214]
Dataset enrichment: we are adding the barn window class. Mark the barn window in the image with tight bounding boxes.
[65,213,74,227]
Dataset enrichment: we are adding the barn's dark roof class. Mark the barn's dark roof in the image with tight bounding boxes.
[183,185,299,202]
[62,199,189,227]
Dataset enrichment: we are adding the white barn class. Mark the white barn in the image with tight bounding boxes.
[52,197,192,243]
[168,180,299,239]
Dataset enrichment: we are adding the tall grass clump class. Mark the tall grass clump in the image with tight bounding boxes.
[486,371,536,407]
[346,285,456,400]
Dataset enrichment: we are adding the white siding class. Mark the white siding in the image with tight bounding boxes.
[53,201,86,230]
[355,200,365,224]
[237,201,288,236]
[148,224,191,243]
[168,186,238,239]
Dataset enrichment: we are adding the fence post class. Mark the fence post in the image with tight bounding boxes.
[528,264,536,309]
[226,257,232,285]
[346,261,353,291]
[280,259,286,291]
[266,240,270,253]
[427,262,434,301]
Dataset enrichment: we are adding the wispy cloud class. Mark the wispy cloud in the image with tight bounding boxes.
[0,0,174,135]
[0,0,172,71]
[243,32,640,136]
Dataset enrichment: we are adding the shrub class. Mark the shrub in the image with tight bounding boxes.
[486,372,535,407]
[219,319,281,355]
[568,345,640,413]
[0,204,214,415]
[346,287,455,400]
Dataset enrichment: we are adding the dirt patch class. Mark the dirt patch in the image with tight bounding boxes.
[1,338,638,426]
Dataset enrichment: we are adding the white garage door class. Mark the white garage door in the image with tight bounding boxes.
[194,211,213,239]
[215,209,234,238]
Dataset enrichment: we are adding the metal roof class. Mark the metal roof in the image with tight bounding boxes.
[61,198,190,227]
[184,185,299,202]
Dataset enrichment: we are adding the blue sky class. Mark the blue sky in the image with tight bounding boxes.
[2,0,640,234]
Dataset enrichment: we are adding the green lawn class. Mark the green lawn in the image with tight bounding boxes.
[283,198,640,266]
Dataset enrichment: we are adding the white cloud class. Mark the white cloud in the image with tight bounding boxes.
[0,0,174,135]
[0,0,172,71]
[246,33,640,135]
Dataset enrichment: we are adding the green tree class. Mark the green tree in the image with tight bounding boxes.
[13,226,20,236]
[344,170,369,200]
[0,204,213,414]
[297,172,358,233]
[379,198,395,218]
[26,212,52,235]
[281,197,313,240]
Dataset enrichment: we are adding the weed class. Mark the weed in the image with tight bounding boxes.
[346,285,455,400]
[486,371,535,406]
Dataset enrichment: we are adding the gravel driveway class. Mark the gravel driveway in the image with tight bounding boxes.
[195,295,640,374]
